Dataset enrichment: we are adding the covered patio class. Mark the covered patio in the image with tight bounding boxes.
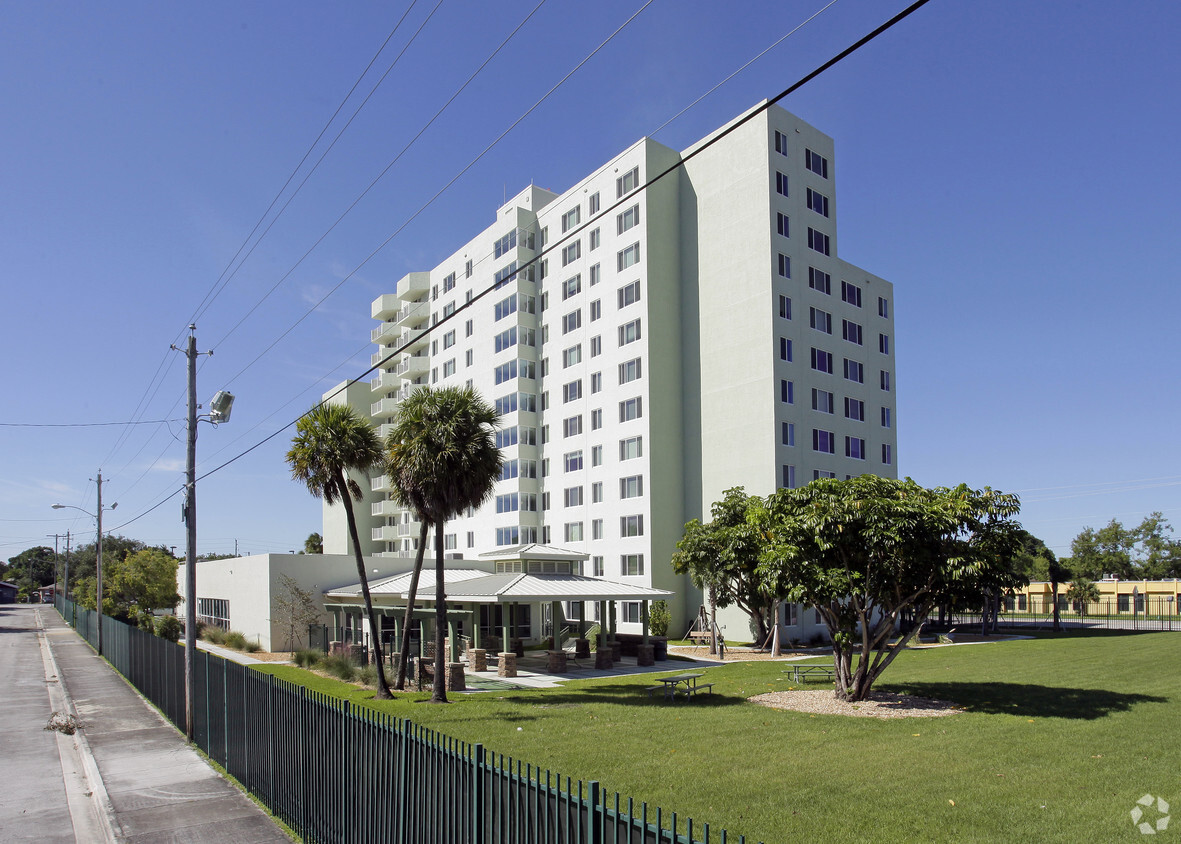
[323,544,673,683]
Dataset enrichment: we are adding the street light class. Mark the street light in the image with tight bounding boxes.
[53,475,117,655]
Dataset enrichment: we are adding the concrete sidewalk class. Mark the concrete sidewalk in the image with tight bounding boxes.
[0,605,290,843]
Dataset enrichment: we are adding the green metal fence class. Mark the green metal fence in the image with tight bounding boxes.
[55,598,753,844]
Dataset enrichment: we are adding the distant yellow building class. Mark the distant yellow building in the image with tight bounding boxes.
[1007,579,1180,616]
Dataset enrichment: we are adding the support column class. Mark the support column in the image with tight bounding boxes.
[636,601,655,666]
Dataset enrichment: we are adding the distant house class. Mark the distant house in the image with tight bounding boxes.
[35,584,58,604]
[0,581,18,604]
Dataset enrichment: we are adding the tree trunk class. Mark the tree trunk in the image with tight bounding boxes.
[770,600,782,657]
[339,477,391,699]
[430,519,448,703]
[708,585,718,655]
[394,519,430,690]
[1051,579,1061,632]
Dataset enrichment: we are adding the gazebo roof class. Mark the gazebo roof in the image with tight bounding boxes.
[477,543,589,562]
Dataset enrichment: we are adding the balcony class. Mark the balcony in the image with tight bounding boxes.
[371,397,401,419]
[371,500,404,518]
[371,294,400,321]
[370,371,401,392]
[371,474,394,493]
[371,320,399,344]
[371,525,401,543]
[395,271,431,301]
[372,348,396,367]
[395,300,430,328]
[397,328,430,353]
[393,354,429,379]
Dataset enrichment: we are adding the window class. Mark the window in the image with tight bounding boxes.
[814,470,837,480]
[619,397,642,422]
[879,334,890,355]
[778,295,792,319]
[620,515,644,537]
[494,230,518,258]
[520,455,537,474]
[782,464,796,489]
[806,187,830,217]
[780,379,794,403]
[496,493,519,513]
[592,519,604,540]
[781,422,795,446]
[495,326,517,353]
[842,320,863,345]
[563,345,582,368]
[562,206,581,233]
[619,319,642,346]
[494,392,518,415]
[562,380,583,403]
[621,554,644,576]
[774,130,788,155]
[807,227,830,256]
[592,482,603,502]
[589,228,600,251]
[591,444,603,466]
[618,204,640,234]
[493,263,517,289]
[564,486,584,507]
[881,407,892,428]
[519,392,536,412]
[841,281,862,307]
[442,359,455,378]
[562,310,582,334]
[494,360,517,385]
[809,307,832,334]
[843,359,864,383]
[618,280,641,308]
[589,192,600,215]
[589,263,600,286]
[466,349,473,367]
[620,475,643,498]
[564,450,583,472]
[619,357,642,384]
[565,522,584,542]
[591,408,603,430]
[590,299,601,321]
[443,272,456,293]
[811,348,833,374]
[776,212,790,237]
[496,527,520,546]
[620,436,642,460]
[846,437,866,460]
[563,415,583,438]
[779,337,792,361]
[775,171,789,197]
[880,370,891,391]
[590,336,602,357]
[617,242,640,271]
[591,556,604,577]
[621,602,642,624]
[878,297,889,318]
[560,242,581,267]
[812,389,834,414]
[617,166,639,197]
[590,372,602,393]
[845,397,865,421]
[812,429,836,454]
[882,443,893,465]
[778,253,791,278]
[809,267,831,294]
[563,274,582,300]
[805,148,829,178]
[466,319,474,337]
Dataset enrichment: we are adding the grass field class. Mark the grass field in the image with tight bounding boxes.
[252,631,1179,843]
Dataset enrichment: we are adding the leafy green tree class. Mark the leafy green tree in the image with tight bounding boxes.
[303,532,324,555]
[755,476,1022,702]
[1064,513,1181,580]
[384,386,501,704]
[648,600,671,637]
[286,402,392,699]
[672,487,776,645]
[1065,577,1100,615]
[74,549,180,619]
[5,546,56,598]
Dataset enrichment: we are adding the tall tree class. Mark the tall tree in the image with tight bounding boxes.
[755,476,1022,702]
[303,533,324,555]
[384,386,501,704]
[671,487,776,646]
[1065,577,1100,615]
[1064,514,1181,580]
[286,403,392,699]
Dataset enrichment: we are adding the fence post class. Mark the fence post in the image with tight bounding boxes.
[397,719,412,844]
[267,674,275,812]
[340,700,350,844]
[587,781,602,844]
[472,744,485,844]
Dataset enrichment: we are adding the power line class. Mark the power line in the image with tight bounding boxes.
[112,0,935,530]
[0,419,183,428]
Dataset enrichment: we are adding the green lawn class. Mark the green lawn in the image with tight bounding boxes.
[253,631,1179,843]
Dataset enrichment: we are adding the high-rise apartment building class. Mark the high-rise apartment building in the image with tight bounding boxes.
[326,102,897,636]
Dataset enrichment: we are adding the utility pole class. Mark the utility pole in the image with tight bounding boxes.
[96,472,106,654]
[47,532,68,603]
[63,532,71,603]
[171,325,231,743]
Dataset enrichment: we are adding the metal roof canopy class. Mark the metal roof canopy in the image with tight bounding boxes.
[325,571,672,605]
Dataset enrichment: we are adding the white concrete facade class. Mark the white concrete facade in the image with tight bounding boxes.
[329,102,897,644]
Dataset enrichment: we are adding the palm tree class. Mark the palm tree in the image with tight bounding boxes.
[286,403,392,699]
[385,385,501,703]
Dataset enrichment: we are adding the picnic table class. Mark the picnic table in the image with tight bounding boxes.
[648,672,714,700]
[786,665,835,684]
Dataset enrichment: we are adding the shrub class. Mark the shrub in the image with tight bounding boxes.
[293,649,323,669]
[649,601,671,637]
[321,654,358,682]
[156,615,182,643]
[243,640,262,653]
[223,631,248,650]
[136,610,156,632]
[359,664,379,687]
[203,626,228,645]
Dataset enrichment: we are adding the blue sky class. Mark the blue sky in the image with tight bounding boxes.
[2,0,1179,561]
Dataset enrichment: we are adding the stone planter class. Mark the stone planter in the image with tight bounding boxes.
[498,652,518,677]
[546,650,568,673]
